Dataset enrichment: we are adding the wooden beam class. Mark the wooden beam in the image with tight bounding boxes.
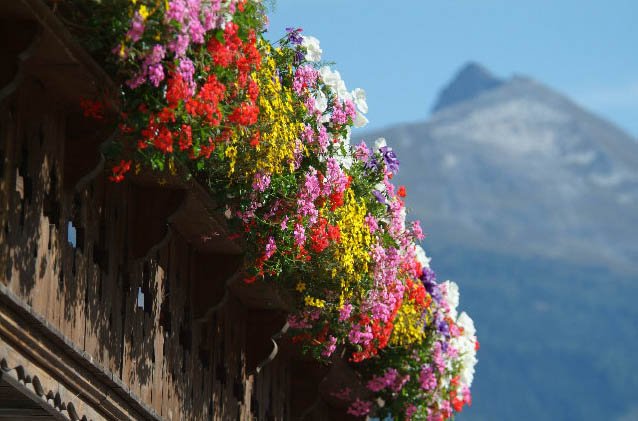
[0,283,162,421]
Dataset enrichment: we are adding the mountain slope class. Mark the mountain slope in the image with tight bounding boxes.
[374,74,638,271]
[360,64,638,420]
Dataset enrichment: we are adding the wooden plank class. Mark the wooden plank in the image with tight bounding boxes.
[82,176,127,377]
[0,99,16,287]
[121,256,143,400]
[7,79,42,301]
[37,113,65,358]
[160,236,181,421]
[150,242,167,415]
[176,238,193,420]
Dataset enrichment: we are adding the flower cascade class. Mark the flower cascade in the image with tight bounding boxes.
[72,2,478,419]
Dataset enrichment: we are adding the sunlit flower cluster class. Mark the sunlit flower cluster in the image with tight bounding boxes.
[74,2,478,419]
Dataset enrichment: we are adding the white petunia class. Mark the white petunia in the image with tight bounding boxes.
[319,66,349,99]
[374,137,387,151]
[441,280,460,319]
[353,111,368,128]
[351,88,368,114]
[414,245,431,269]
[450,311,478,387]
[301,35,322,62]
[457,312,476,338]
[334,148,353,169]
[313,90,328,114]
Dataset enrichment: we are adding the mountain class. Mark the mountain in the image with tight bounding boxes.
[361,64,638,420]
[431,62,504,113]
[379,71,638,272]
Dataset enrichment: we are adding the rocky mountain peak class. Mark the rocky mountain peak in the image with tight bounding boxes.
[431,62,504,113]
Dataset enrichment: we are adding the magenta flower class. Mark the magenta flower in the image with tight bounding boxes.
[419,364,437,391]
[148,63,165,87]
[264,236,277,260]
[126,12,145,42]
[252,172,271,192]
[347,399,372,417]
[321,336,337,358]
[293,223,306,247]
[338,303,352,321]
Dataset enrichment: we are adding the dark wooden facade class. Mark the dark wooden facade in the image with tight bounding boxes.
[0,1,366,420]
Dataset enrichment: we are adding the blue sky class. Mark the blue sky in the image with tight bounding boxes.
[266,0,638,137]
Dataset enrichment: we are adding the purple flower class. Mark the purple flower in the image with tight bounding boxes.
[436,314,450,337]
[273,68,283,85]
[421,267,437,288]
[364,156,378,171]
[380,145,400,174]
[372,189,386,204]
[285,27,304,45]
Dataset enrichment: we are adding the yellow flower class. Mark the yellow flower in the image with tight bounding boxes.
[250,42,304,178]
[225,145,238,175]
[296,282,306,292]
[304,296,325,308]
[139,5,150,20]
[390,300,428,347]
[332,188,372,305]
